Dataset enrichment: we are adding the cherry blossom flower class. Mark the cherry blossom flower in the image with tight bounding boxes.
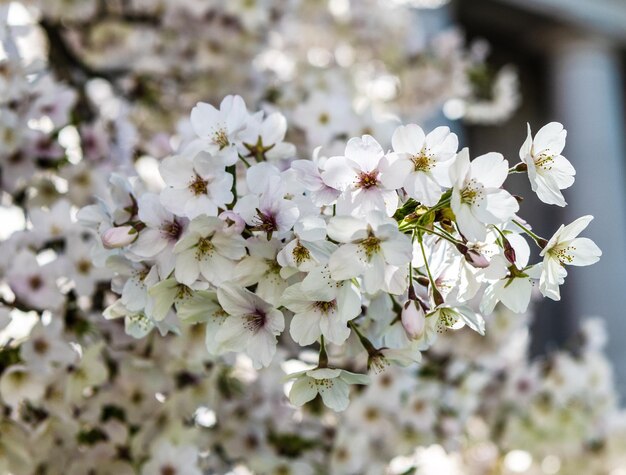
[519,122,575,206]
[327,212,412,294]
[387,124,458,206]
[215,283,284,368]
[450,148,519,242]
[322,135,403,217]
[282,281,361,345]
[160,149,233,219]
[173,216,247,286]
[288,368,369,412]
[189,95,248,166]
[539,215,601,300]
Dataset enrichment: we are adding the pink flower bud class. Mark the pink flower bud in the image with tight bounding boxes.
[219,210,245,234]
[101,225,137,249]
[401,300,426,340]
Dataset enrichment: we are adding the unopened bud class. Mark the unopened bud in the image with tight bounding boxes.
[101,225,137,249]
[401,300,426,340]
[219,210,245,234]
[502,236,517,264]
[456,243,489,268]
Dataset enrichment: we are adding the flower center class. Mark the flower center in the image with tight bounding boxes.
[213,128,229,149]
[33,338,49,355]
[535,153,555,170]
[196,237,215,258]
[359,234,381,259]
[411,152,435,172]
[292,241,310,264]
[252,209,278,237]
[188,174,208,196]
[313,300,337,315]
[76,259,92,274]
[436,309,459,333]
[161,219,182,241]
[551,245,576,265]
[318,112,330,125]
[243,310,267,333]
[460,179,484,205]
[356,171,379,189]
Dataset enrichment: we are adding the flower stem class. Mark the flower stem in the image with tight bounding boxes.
[512,219,548,248]
[348,320,378,356]
[318,335,328,368]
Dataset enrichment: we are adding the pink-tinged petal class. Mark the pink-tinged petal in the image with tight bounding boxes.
[469,152,508,188]
[132,229,168,257]
[392,124,425,154]
[159,155,193,187]
[379,154,412,190]
[321,156,357,191]
[344,135,384,171]
[138,193,172,226]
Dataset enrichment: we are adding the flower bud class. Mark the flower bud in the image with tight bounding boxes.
[101,225,137,249]
[219,210,245,234]
[401,299,426,340]
[502,236,517,265]
[456,243,489,268]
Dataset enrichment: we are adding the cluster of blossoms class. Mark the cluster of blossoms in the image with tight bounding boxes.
[16,0,520,156]
[0,2,616,474]
[82,92,601,411]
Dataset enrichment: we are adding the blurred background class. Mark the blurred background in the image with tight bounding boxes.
[440,0,626,396]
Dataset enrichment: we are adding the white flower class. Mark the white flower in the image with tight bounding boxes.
[427,305,486,335]
[173,216,247,286]
[20,320,76,373]
[147,277,208,322]
[7,251,64,311]
[159,149,233,219]
[239,110,295,162]
[450,148,519,242]
[0,365,46,408]
[141,441,202,475]
[387,124,458,206]
[131,193,185,276]
[321,135,402,217]
[189,94,249,166]
[539,215,601,301]
[233,237,288,306]
[234,171,299,240]
[291,151,341,207]
[282,281,361,346]
[288,367,369,412]
[519,122,575,206]
[327,212,412,294]
[215,283,284,368]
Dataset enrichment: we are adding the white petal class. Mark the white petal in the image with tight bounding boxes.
[289,377,318,406]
